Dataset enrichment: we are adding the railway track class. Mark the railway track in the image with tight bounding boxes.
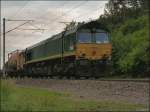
[3,75,150,83]
[95,78,150,82]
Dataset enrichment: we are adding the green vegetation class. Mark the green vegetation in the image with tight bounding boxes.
[97,0,149,77]
[1,80,147,111]
[111,15,149,76]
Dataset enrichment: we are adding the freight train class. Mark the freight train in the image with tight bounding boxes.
[5,21,112,78]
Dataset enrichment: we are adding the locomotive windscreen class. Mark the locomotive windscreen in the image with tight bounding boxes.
[77,29,110,44]
[78,32,91,43]
[95,33,109,43]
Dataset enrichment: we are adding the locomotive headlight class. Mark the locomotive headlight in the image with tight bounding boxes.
[92,51,96,56]
[70,45,74,50]
[81,53,86,57]
[103,54,108,58]
[79,50,86,58]
[108,56,111,60]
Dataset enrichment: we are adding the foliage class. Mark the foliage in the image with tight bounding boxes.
[98,0,149,31]
[97,0,149,77]
[111,16,149,76]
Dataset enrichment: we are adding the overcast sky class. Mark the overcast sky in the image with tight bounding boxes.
[0,0,108,68]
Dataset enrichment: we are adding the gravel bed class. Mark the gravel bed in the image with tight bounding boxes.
[14,78,150,106]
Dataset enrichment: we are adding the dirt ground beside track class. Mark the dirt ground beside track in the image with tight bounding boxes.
[13,78,149,106]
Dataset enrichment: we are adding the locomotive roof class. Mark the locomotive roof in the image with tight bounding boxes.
[27,25,78,50]
[27,21,109,50]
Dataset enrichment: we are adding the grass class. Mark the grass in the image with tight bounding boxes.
[1,80,148,111]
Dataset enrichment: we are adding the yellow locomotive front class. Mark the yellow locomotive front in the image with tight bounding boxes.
[76,29,112,61]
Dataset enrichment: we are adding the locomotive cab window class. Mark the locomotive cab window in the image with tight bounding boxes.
[78,32,92,43]
[77,29,110,44]
[95,32,109,44]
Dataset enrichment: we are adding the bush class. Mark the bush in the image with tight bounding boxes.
[111,15,149,77]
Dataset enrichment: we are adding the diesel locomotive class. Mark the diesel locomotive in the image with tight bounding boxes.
[5,21,112,78]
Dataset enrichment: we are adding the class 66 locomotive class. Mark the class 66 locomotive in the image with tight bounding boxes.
[6,21,112,78]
